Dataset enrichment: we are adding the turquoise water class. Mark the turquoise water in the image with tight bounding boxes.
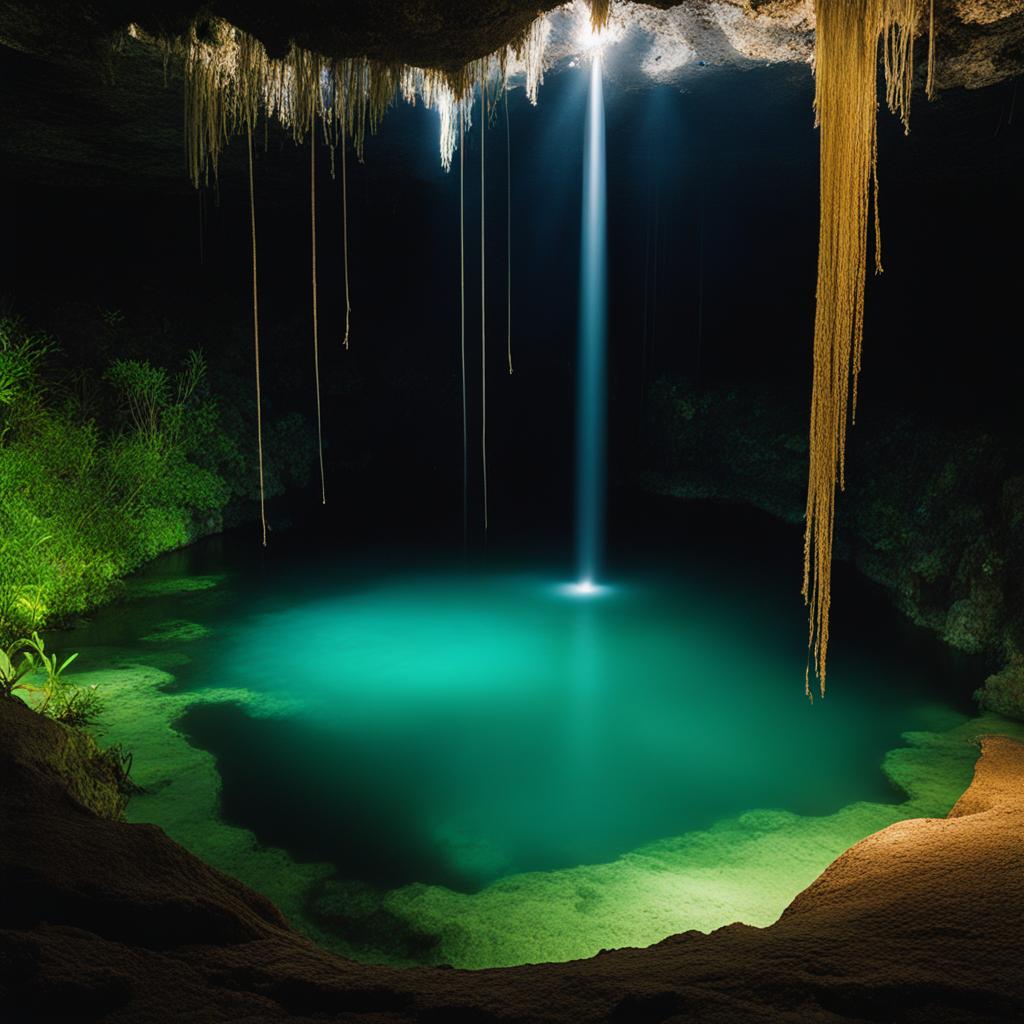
[176,570,937,891]
[56,504,993,965]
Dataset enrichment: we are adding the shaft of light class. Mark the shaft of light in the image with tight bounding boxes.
[574,54,608,589]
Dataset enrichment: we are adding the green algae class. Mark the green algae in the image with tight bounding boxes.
[82,657,336,943]
[125,574,225,599]
[64,555,1024,969]
[322,710,1024,967]
[141,620,214,643]
[86,647,1024,968]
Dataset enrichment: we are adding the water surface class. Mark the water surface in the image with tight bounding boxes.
[61,501,993,965]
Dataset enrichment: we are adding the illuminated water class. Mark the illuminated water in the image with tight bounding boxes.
[176,570,922,890]
[574,54,608,589]
[52,501,1002,966]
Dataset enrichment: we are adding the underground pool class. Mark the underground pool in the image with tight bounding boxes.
[51,501,1008,969]
[5,3,1023,1016]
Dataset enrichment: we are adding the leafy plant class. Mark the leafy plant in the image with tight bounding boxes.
[0,630,103,727]
[98,307,125,328]
[44,681,104,728]
[20,630,80,689]
[0,638,36,697]
[0,318,52,421]
[106,349,206,448]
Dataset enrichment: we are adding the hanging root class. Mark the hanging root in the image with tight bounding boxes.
[505,87,513,376]
[246,122,268,546]
[480,75,489,534]
[803,0,919,695]
[341,137,352,349]
[178,15,550,186]
[460,107,468,551]
[311,139,326,504]
[926,0,937,99]
[881,0,919,134]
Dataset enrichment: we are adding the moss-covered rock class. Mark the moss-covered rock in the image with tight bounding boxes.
[640,378,1024,720]
[976,658,1024,720]
[0,695,131,820]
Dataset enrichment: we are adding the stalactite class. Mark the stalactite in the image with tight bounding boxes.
[522,18,550,105]
[804,0,919,695]
[341,138,352,349]
[176,3,943,686]
[179,14,550,186]
[311,139,326,504]
[505,87,513,376]
[246,123,267,547]
[589,0,613,32]
[926,0,937,99]
[459,107,469,551]
[650,188,660,377]
[696,191,704,384]
[640,190,651,405]
[480,79,489,534]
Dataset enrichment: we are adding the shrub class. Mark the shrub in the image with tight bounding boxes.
[0,318,237,644]
[0,630,101,727]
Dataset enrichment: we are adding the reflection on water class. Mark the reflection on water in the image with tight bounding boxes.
[65,536,967,893]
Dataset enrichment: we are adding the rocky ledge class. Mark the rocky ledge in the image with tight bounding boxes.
[2,694,1024,1021]
[640,379,1024,720]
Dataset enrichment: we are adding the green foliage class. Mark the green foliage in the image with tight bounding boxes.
[0,630,99,726]
[106,350,205,447]
[19,630,79,688]
[0,317,245,644]
[44,681,105,728]
[0,637,36,695]
[0,318,52,426]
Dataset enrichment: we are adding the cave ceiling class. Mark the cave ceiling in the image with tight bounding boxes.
[0,0,1021,191]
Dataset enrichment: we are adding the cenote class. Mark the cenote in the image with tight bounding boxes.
[2,0,1023,1014]
[54,498,986,966]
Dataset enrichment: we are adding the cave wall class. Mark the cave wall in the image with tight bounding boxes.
[640,379,1024,718]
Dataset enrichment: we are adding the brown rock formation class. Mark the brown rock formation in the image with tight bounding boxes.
[2,693,1023,1021]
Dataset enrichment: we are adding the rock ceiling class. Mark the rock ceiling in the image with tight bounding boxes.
[0,0,1021,190]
